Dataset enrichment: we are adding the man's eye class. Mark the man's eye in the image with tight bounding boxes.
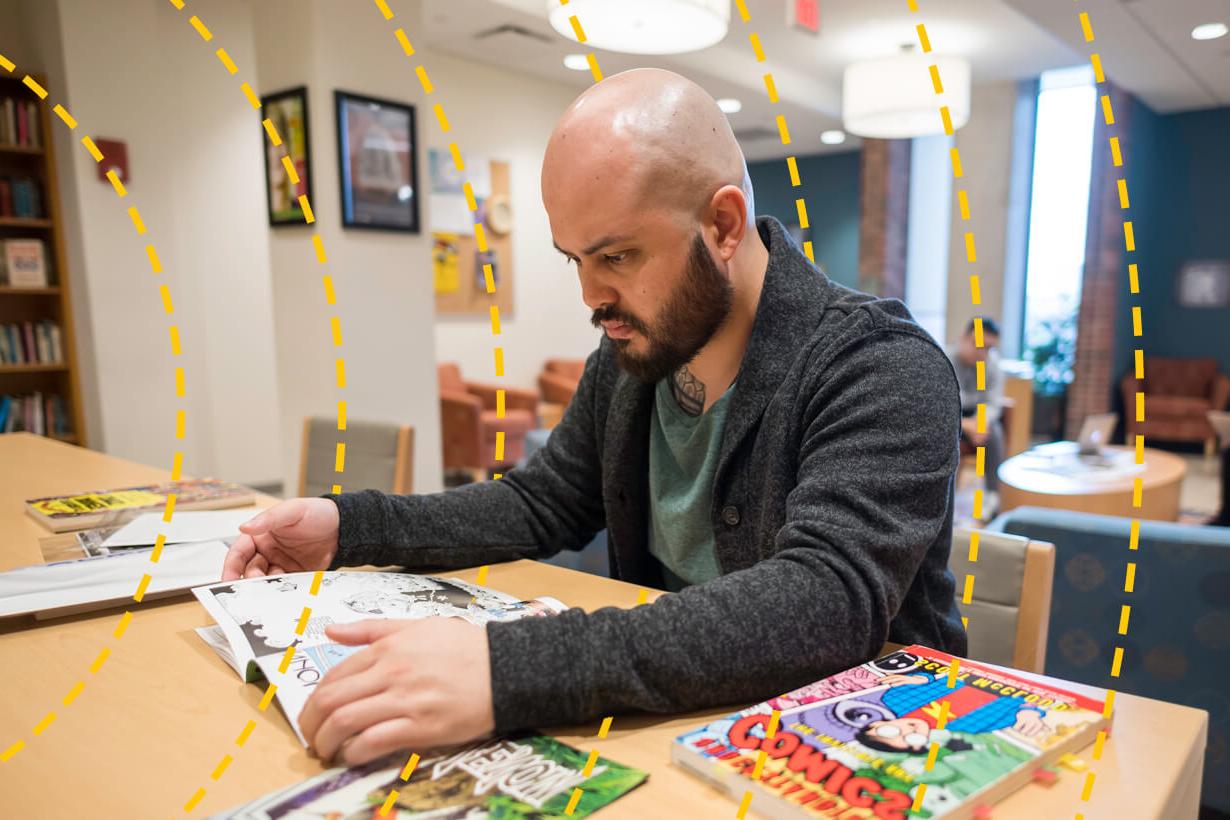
[604,253,627,265]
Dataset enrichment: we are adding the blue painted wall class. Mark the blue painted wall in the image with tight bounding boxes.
[1117,103,1230,380]
[747,150,861,288]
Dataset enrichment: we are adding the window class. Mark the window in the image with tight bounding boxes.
[1021,66,1096,394]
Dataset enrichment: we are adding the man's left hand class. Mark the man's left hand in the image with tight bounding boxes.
[297,617,496,765]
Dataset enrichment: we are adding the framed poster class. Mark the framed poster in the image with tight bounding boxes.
[1176,260,1230,308]
[261,86,313,226]
[334,90,419,232]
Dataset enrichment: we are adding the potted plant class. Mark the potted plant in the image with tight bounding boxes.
[1026,310,1077,439]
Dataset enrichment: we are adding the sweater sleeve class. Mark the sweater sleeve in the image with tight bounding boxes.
[323,348,609,570]
[486,330,962,732]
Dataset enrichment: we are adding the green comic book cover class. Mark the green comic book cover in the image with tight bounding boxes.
[211,734,647,819]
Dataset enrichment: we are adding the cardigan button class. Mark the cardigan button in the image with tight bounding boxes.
[721,505,741,527]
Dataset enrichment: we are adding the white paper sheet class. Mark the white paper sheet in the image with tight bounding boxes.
[101,509,259,549]
[0,540,229,618]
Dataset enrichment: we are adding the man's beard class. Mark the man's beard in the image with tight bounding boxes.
[591,233,734,384]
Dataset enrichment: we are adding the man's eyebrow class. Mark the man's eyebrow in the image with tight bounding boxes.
[583,235,634,255]
[553,235,635,258]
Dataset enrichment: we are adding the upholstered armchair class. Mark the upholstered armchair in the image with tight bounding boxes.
[437,363,536,479]
[537,358,585,405]
[1121,357,1230,455]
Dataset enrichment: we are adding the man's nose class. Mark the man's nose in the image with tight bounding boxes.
[578,268,618,313]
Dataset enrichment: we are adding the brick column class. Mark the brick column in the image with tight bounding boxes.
[1065,83,1132,438]
[858,138,911,299]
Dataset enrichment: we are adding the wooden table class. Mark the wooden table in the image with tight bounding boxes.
[0,433,1209,818]
[998,444,1187,521]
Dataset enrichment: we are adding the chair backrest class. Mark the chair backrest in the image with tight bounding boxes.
[545,359,585,380]
[437,363,467,394]
[1142,356,1218,397]
[299,417,414,498]
[949,528,1055,673]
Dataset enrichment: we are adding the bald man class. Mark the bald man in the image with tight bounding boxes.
[223,69,966,766]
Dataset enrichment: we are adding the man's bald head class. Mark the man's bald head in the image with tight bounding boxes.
[542,68,752,222]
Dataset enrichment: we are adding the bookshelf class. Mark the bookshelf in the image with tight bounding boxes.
[0,74,85,445]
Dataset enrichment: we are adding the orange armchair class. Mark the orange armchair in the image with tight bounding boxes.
[538,358,585,405]
[1121,357,1230,453]
[437,363,536,476]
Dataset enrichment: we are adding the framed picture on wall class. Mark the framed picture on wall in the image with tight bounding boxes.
[334,90,420,232]
[260,86,313,227]
[1176,260,1230,308]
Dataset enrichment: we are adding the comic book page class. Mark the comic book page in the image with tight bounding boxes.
[673,646,1108,820]
[193,571,564,682]
[193,571,566,744]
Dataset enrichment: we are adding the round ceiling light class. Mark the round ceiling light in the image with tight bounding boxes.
[820,129,847,145]
[1191,22,1228,41]
[563,53,590,71]
[546,0,731,55]
[717,98,742,114]
[843,53,971,139]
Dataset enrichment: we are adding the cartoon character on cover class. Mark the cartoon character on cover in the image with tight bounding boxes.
[855,672,1052,754]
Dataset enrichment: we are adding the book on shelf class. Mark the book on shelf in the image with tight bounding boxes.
[0,95,41,149]
[672,645,1109,820]
[0,238,49,286]
[24,477,257,532]
[209,734,648,819]
[0,175,44,218]
[0,392,70,437]
[0,320,63,364]
[193,571,568,746]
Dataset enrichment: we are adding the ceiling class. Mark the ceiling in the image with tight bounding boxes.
[418,0,1229,161]
[1003,0,1230,112]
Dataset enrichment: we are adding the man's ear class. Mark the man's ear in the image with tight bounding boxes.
[708,184,749,262]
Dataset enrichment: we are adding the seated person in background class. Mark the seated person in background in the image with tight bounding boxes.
[949,318,1004,494]
[222,68,967,767]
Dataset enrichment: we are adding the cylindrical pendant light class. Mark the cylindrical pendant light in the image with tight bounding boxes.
[547,0,731,56]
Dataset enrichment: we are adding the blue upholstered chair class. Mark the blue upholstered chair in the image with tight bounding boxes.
[989,506,1230,812]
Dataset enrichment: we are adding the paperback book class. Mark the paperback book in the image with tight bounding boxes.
[25,477,256,532]
[194,571,566,746]
[673,645,1109,819]
[209,734,648,819]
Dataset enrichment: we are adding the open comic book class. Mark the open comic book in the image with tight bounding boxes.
[673,645,1109,820]
[209,734,648,819]
[193,571,565,745]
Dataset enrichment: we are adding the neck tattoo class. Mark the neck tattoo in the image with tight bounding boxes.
[671,366,706,416]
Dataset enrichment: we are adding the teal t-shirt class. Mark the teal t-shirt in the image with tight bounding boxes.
[647,377,734,591]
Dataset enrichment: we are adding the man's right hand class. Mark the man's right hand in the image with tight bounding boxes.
[221,498,341,581]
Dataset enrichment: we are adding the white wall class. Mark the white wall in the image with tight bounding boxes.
[25,0,283,485]
[944,80,1018,347]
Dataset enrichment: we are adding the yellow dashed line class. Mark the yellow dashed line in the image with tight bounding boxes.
[215,48,238,74]
[775,115,791,145]
[763,73,778,103]
[81,135,103,161]
[262,117,283,146]
[748,32,766,61]
[188,15,212,42]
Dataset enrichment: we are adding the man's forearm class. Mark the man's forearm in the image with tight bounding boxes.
[326,482,551,569]
[486,550,899,732]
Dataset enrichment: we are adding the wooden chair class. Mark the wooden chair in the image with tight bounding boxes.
[948,528,1055,673]
[298,417,413,497]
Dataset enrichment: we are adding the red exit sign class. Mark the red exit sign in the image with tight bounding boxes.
[791,0,820,34]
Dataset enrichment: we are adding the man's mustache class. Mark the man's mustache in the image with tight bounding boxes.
[591,307,648,335]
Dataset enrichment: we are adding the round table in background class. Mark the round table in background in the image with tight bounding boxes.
[997,444,1187,521]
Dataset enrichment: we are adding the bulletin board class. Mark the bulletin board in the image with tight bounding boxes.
[430,157,515,317]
